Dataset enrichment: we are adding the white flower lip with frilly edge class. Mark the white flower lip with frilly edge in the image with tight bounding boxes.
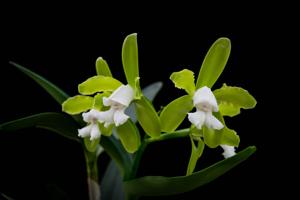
[221,145,236,158]
[78,109,102,141]
[188,86,224,130]
[98,84,134,127]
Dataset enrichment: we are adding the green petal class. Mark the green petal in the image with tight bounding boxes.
[203,113,240,148]
[160,95,193,132]
[196,38,231,88]
[214,84,257,117]
[135,96,161,138]
[124,146,256,197]
[116,120,141,153]
[62,95,94,115]
[122,33,139,88]
[78,75,122,95]
[99,123,113,137]
[95,57,112,77]
[170,69,196,95]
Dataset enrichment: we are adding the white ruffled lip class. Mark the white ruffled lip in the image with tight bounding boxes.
[78,109,102,140]
[220,145,236,158]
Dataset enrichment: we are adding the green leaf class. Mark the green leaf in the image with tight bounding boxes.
[101,160,125,200]
[135,96,161,138]
[160,95,193,132]
[78,75,122,95]
[62,95,94,115]
[95,57,112,77]
[196,38,231,88]
[84,137,100,152]
[214,85,257,117]
[126,82,163,123]
[122,33,139,88]
[186,136,205,175]
[0,112,80,142]
[170,69,195,95]
[124,146,256,197]
[9,61,68,104]
[116,120,141,153]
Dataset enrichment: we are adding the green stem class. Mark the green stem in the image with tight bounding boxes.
[84,150,100,200]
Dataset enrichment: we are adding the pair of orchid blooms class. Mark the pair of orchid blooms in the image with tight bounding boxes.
[77,83,235,159]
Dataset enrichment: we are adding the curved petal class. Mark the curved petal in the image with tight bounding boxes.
[220,145,236,158]
[78,124,93,137]
[188,110,206,130]
[97,108,114,126]
[113,109,129,127]
[90,124,101,140]
[205,112,224,130]
[82,109,102,122]
[109,85,134,106]
[102,97,111,107]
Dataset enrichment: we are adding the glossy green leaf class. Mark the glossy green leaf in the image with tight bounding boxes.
[135,96,161,138]
[170,69,195,95]
[186,136,205,175]
[9,62,68,104]
[214,85,257,117]
[122,33,139,88]
[84,137,100,152]
[196,38,231,88]
[160,95,193,132]
[116,120,141,153]
[95,57,112,77]
[101,160,125,200]
[62,95,94,115]
[0,112,80,142]
[124,146,256,197]
[78,75,122,95]
[126,82,163,123]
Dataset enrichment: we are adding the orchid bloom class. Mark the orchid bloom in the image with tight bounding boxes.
[188,86,224,130]
[221,145,236,158]
[78,109,102,141]
[98,84,134,127]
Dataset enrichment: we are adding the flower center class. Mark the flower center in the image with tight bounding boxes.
[198,102,212,112]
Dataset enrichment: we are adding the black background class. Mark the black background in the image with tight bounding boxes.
[0,6,291,200]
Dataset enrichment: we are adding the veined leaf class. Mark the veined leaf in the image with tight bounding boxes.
[170,69,195,95]
[124,146,256,197]
[160,95,193,132]
[9,62,68,104]
[96,57,112,77]
[62,95,94,115]
[214,85,257,117]
[0,112,80,142]
[196,38,231,88]
[78,75,122,95]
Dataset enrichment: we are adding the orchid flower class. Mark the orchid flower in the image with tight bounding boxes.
[98,84,134,127]
[188,86,224,130]
[221,144,236,158]
[78,109,102,141]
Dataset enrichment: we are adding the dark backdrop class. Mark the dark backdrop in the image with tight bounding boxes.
[0,8,287,200]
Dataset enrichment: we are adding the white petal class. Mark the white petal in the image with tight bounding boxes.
[205,112,224,130]
[188,110,206,129]
[82,109,102,123]
[97,108,114,125]
[108,84,134,107]
[90,124,101,140]
[220,145,236,158]
[193,86,219,112]
[113,109,129,126]
[78,124,93,137]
